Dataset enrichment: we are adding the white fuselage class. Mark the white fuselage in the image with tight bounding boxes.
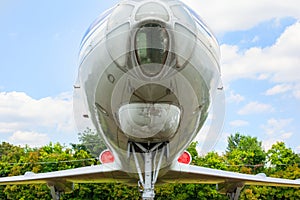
[74,0,221,178]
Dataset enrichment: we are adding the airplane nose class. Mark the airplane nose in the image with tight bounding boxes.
[135,2,170,22]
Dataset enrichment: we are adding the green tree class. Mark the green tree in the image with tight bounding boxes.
[1,133,300,199]
[267,142,300,171]
[76,128,107,158]
[197,151,227,170]
[1,142,96,199]
[226,133,266,174]
[186,141,200,165]
[238,142,300,199]
[226,132,243,153]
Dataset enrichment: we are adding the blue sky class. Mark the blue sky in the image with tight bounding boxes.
[0,0,117,98]
[220,17,297,50]
[0,0,300,154]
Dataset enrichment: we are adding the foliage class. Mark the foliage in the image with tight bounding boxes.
[75,127,107,158]
[225,133,266,174]
[197,151,227,170]
[267,142,300,171]
[0,133,299,199]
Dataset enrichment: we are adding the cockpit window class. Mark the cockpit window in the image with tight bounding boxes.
[135,23,169,65]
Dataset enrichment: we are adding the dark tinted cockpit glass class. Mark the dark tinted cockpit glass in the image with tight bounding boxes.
[135,24,169,65]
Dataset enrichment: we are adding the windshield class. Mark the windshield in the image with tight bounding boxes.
[135,23,169,66]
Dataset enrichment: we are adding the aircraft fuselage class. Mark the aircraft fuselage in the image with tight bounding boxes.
[75,0,221,180]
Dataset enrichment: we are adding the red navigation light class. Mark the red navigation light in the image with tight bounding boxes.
[99,149,115,164]
[177,151,192,164]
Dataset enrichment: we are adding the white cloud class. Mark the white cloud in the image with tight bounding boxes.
[0,122,24,133]
[0,91,75,145]
[229,120,249,127]
[227,90,245,103]
[257,73,271,80]
[251,36,260,43]
[221,22,300,86]
[263,139,282,151]
[9,131,50,147]
[296,146,300,154]
[261,118,294,150]
[180,0,300,152]
[262,136,294,151]
[183,0,300,34]
[293,84,300,100]
[265,84,293,96]
[294,90,300,99]
[261,118,293,135]
[281,132,293,140]
[238,101,274,115]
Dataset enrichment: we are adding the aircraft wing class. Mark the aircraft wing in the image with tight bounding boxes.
[0,163,131,192]
[161,162,300,196]
[1,162,299,199]
[1,162,299,187]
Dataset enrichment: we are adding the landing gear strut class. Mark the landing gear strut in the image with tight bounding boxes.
[128,142,169,200]
[217,181,244,200]
[48,185,61,200]
[47,181,73,200]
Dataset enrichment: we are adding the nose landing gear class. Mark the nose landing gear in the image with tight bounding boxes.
[127,142,169,200]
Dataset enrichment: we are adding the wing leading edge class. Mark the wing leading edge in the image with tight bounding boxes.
[0,162,299,199]
[0,163,132,199]
[0,163,131,185]
[1,162,299,187]
[160,162,300,199]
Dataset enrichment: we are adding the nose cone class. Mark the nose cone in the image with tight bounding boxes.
[135,2,170,22]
